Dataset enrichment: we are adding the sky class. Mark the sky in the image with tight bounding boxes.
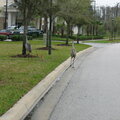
[96,0,120,6]
[0,0,14,7]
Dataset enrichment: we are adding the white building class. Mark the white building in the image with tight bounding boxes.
[0,0,15,29]
[0,0,41,29]
[6,3,20,27]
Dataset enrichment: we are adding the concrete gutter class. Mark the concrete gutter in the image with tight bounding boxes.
[0,47,93,120]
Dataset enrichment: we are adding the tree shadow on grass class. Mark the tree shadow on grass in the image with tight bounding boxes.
[11,54,38,58]
[56,44,71,46]
[36,47,56,50]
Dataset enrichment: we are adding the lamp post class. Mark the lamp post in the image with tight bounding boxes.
[4,0,8,29]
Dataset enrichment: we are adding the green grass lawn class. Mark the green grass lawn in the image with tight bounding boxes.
[52,36,70,41]
[82,39,120,43]
[0,39,91,115]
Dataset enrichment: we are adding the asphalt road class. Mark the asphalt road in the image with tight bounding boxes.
[31,43,120,120]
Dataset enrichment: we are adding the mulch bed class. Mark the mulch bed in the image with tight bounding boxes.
[11,54,38,58]
[56,44,71,46]
[36,47,56,50]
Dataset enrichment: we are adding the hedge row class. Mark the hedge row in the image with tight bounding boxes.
[0,35,7,41]
[0,32,44,41]
[0,34,103,41]
[53,34,66,38]
[0,35,33,41]
[70,35,104,40]
[53,34,104,40]
[10,35,33,41]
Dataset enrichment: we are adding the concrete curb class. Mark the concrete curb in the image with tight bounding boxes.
[0,47,93,120]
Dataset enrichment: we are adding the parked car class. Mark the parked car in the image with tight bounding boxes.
[28,28,44,36]
[28,28,38,36]
[7,25,18,30]
[19,26,36,30]
[13,26,44,36]
[13,29,24,35]
[0,29,13,36]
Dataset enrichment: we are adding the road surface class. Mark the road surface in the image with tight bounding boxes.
[30,43,120,120]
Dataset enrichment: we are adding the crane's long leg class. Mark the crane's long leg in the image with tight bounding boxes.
[72,57,75,68]
[70,57,72,66]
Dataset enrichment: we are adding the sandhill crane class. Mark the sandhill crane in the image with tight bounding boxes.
[70,40,76,67]
[25,42,32,54]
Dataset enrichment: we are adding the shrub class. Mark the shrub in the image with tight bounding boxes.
[28,36,33,40]
[11,35,24,41]
[93,35,104,39]
[69,36,76,39]
[28,32,40,38]
[53,34,67,38]
[0,35,7,41]
[78,35,104,41]
[11,35,33,41]
[53,34,104,40]
[39,34,43,38]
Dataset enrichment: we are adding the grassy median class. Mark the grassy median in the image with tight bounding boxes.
[0,40,91,115]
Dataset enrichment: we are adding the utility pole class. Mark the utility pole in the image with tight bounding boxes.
[4,0,8,29]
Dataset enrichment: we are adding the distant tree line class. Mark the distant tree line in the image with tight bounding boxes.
[94,4,120,40]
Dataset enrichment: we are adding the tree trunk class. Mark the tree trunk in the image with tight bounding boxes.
[61,22,64,37]
[77,25,81,44]
[61,28,64,37]
[96,25,98,36]
[86,25,89,36]
[22,21,28,55]
[46,30,49,48]
[48,0,53,55]
[22,8,28,55]
[70,25,73,37]
[43,15,49,48]
[44,16,48,33]
[93,25,94,36]
[52,19,56,35]
[39,17,42,30]
[66,22,70,45]
[90,25,92,35]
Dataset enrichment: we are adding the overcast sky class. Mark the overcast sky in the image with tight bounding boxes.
[96,0,120,6]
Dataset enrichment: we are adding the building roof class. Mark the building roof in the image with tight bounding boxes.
[0,0,14,8]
